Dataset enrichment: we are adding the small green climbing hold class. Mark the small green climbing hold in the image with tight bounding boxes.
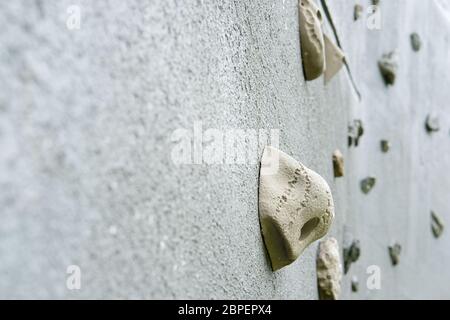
[351,276,359,292]
[425,113,440,133]
[380,140,390,153]
[431,211,445,238]
[388,243,401,266]
[343,240,360,274]
[410,33,421,52]
[361,177,376,194]
[354,4,363,21]
[348,120,364,147]
[378,51,398,86]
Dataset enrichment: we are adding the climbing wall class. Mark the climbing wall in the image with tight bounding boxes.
[0,0,449,299]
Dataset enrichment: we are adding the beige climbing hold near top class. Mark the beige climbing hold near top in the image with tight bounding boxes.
[298,0,345,83]
[299,0,326,81]
[324,35,345,84]
[259,146,335,271]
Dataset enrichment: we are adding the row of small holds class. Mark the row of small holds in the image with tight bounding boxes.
[316,213,444,300]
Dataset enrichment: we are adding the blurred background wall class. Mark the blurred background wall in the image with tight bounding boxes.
[0,0,449,299]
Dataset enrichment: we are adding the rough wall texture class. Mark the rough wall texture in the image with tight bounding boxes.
[0,0,449,299]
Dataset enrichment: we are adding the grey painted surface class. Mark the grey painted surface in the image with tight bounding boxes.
[0,0,449,299]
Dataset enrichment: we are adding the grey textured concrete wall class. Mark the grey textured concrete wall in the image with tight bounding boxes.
[0,0,449,299]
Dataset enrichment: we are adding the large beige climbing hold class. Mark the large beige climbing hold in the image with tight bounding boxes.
[299,0,326,81]
[317,237,342,300]
[259,146,335,271]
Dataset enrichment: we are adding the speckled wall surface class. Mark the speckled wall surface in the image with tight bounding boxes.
[0,0,449,299]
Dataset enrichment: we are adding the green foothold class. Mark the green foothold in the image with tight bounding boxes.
[343,240,360,274]
[431,211,445,238]
[361,177,376,194]
[380,140,390,153]
[348,120,364,147]
[410,33,421,52]
[351,276,359,292]
[378,51,398,86]
[425,114,440,133]
[388,243,401,266]
[354,4,363,21]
